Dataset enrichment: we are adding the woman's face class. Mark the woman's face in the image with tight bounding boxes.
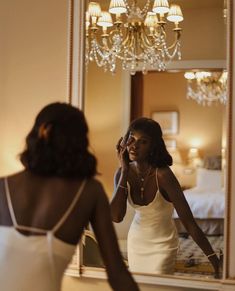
[127,130,152,162]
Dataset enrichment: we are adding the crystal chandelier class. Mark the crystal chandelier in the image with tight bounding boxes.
[85,0,184,74]
[184,71,228,106]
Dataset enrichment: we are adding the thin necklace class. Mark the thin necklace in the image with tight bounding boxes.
[135,165,152,200]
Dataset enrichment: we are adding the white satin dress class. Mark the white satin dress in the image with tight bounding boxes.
[127,169,179,274]
[0,178,86,291]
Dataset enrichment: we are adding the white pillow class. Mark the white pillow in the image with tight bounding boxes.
[196,167,222,190]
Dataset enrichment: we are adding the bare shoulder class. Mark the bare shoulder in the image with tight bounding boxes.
[157,166,173,179]
[157,166,178,185]
[86,177,103,188]
[85,178,108,199]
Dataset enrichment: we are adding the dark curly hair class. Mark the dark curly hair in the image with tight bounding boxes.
[126,117,172,167]
[20,102,97,178]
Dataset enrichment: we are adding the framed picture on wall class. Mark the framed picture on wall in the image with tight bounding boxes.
[151,111,178,135]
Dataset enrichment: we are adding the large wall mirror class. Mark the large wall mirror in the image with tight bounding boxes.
[68,0,235,290]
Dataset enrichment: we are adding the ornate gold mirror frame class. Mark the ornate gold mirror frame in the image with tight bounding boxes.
[68,0,235,289]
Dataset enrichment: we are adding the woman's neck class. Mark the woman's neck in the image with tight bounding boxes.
[134,161,150,173]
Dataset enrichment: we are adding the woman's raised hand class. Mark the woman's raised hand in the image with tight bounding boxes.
[116,134,134,171]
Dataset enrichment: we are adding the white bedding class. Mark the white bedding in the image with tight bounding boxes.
[173,187,225,219]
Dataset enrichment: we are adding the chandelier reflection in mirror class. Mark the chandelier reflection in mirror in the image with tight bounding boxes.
[86,0,183,74]
[184,71,228,106]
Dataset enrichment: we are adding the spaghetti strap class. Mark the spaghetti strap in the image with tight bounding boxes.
[4,177,48,234]
[4,178,17,227]
[4,177,86,234]
[51,180,87,233]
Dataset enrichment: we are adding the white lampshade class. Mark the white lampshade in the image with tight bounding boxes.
[88,2,102,17]
[97,12,113,27]
[195,71,211,80]
[167,5,183,23]
[184,72,195,80]
[219,71,228,84]
[109,0,127,14]
[144,12,158,27]
[152,0,169,15]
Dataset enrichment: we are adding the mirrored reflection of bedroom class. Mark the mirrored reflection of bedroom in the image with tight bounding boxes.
[82,0,226,281]
[128,70,226,278]
[84,69,226,278]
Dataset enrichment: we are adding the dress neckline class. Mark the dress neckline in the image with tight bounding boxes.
[128,188,159,207]
[127,168,160,207]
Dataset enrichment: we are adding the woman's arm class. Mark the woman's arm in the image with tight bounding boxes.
[158,167,222,278]
[110,135,132,222]
[90,182,139,291]
[110,168,128,222]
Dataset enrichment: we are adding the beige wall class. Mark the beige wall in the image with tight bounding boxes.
[0,0,69,175]
[143,72,223,156]
[85,62,125,195]
[179,6,226,60]
[143,72,224,186]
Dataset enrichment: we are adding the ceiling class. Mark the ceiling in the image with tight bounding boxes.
[171,0,223,9]
[90,0,224,10]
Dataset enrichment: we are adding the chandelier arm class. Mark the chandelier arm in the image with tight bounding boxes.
[160,38,181,60]
[122,29,135,48]
[93,28,137,61]
[140,30,156,49]
[90,48,108,68]
[108,26,123,39]
[90,38,115,59]
[165,30,182,50]
[107,26,130,50]
[88,34,116,54]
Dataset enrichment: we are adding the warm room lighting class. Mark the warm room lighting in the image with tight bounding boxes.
[184,71,227,106]
[86,0,183,74]
[188,147,199,159]
[187,147,202,167]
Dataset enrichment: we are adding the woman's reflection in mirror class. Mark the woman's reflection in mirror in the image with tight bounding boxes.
[111,117,222,278]
[0,102,139,291]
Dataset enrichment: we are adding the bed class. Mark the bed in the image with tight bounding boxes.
[173,167,225,235]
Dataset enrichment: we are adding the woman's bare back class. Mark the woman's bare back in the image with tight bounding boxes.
[0,170,104,244]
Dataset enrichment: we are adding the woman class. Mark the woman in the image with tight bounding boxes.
[0,102,139,291]
[111,117,221,277]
